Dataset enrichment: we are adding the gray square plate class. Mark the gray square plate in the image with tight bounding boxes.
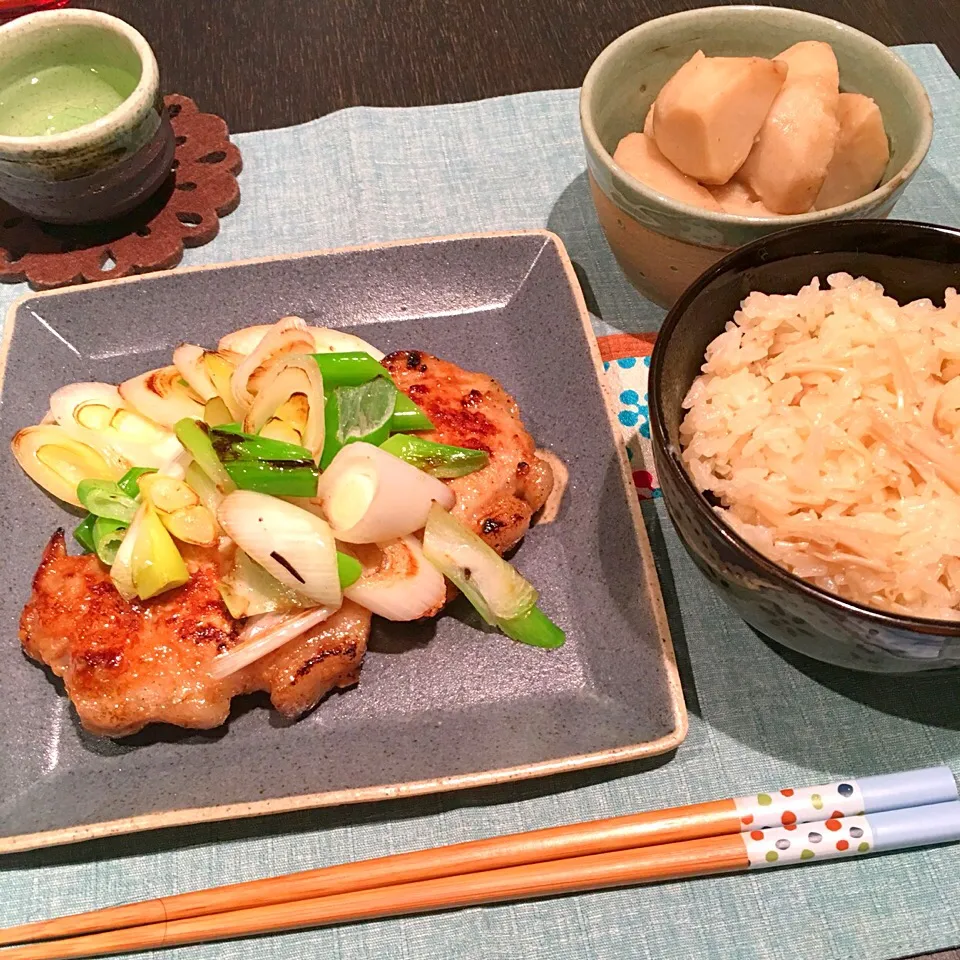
[0,230,685,853]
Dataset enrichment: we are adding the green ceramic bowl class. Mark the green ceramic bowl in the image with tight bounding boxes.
[580,6,933,308]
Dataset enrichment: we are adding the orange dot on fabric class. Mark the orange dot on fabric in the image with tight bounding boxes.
[781,788,795,797]
[742,815,754,825]
[781,810,797,826]
[784,823,797,831]
[826,819,842,832]
[831,811,845,820]
[750,830,764,840]
[836,840,850,851]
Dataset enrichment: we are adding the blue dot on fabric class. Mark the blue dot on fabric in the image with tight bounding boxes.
[838,783,854,797]
[603,361,611,371]
[620,389,639,405]
[617,356,637,369]
[618,410,639,427]
[643,355,651,368]
[639,417,651,439]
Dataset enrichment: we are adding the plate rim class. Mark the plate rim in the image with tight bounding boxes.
[0,228,687,854]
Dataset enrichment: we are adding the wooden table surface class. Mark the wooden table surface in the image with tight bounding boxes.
[76,2,959,958]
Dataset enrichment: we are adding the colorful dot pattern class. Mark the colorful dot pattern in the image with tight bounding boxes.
[602,352,662,501]
[745,815,874,870]
[734,780,865,831]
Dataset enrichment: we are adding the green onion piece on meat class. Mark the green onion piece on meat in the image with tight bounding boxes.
[379,434,488,479]
[203,396,233,427]
[311,351,386,388]
[497,605,566,649]
[222,460,319,498]
[321,379,396,469]
[74,514,97,553]
[337,552,362,589]
[422,503,564,648]
[210,428,314,463]
[175,418,236,493]
[92,517,129,566]
[117,466,157,499]
[390,392,434,433]
[130,504,189,600]
[76,479,139,524]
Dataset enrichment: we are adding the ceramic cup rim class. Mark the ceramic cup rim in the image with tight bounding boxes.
[579,4,934,228]
[0,8,160,154]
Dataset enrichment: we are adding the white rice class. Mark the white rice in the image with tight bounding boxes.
[680,273,960,620]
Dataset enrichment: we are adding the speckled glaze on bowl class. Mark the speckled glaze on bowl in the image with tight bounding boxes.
[650,219,960,673]
[580,6,934,308]
[0,9,173,224]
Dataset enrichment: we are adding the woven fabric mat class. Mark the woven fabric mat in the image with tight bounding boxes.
[1,43,959,960]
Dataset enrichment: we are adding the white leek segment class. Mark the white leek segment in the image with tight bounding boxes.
[217,324,273,356]
[315,442,455,544]
[243,355,325,460]
[219,548,307,618]
[139,473,216,546]
[118,366,205,428]
[344,537,446,620]
[173,344,218,402]
[230,317,316,410]
[11,424,127,507]
[310,327,385,361]
[422,503,536,623]
[219,322,385,361]
[217,490,342,606]
[209,606,334,679]
[49,382,181,468]
[110,503,146,601]
[203,352,245,420]
[185,461,224,519]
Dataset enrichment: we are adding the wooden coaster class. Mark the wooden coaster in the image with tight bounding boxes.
[0,95,242,290]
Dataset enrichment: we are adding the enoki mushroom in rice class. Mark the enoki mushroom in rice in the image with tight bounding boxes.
[680,272,960,620]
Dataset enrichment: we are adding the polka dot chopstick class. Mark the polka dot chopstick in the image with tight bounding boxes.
[1,768,957,960]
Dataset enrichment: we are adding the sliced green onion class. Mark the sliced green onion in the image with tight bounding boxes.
[337,552,363,589]
[422,503,564,648]
[92,517,128,566]
[203,396,233,427]
[321,380,396,469]
[219,549,305,618]
[222,460,319,498]
[74,514,96,553]
[76,479,139,523]
[498,604,566,649]
[174,418,236,493]
[379,434,489,478]
[210,428,313,463]
[117,466,157,499]
[390,392,434,433]
[131,504,189,600]
[311,351,386,387]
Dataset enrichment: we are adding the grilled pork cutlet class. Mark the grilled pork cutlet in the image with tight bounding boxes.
[20,531,369,738]
[383,350,554,553]
[20,352,552,737]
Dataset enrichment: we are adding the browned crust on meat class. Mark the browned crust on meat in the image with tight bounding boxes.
[383,350,555,554]
[19,533,367,738]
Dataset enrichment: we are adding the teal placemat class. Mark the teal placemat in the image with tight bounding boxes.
[2,44,959,960]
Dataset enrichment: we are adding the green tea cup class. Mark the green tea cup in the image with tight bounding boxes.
[0,8,173,224]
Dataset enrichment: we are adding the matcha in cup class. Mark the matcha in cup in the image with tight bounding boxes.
[0,8,174,224]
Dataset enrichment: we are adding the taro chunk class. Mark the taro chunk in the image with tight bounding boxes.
[814,93,890,209]
[652,51,787,185]
[613,132,722,211]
